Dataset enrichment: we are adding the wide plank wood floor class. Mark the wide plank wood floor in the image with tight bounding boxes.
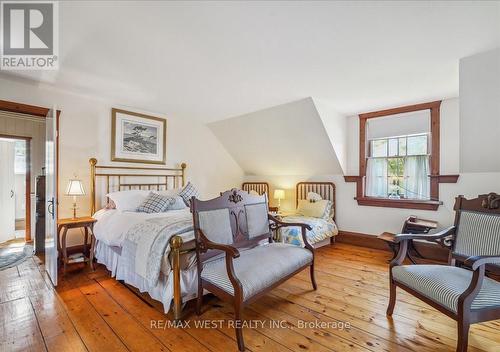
[1,243,499,352]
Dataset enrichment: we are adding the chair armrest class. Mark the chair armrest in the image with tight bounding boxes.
[393,226,455,243]
[464,255,500,270]
[268,214,313,231]
[196,229,240,258]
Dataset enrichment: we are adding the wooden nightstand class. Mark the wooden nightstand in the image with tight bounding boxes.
[57,217,97,274]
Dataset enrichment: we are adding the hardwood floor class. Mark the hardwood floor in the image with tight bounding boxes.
[1,243,499,352]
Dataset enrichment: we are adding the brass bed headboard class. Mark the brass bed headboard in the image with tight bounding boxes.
[241,182,270,196]
[89,158,187,214]
[296,182,336,222]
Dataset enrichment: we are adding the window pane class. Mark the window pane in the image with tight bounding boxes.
[387,158,404,177]
[388,138,398,157]
[371,139,387,157]
[388,176,405,198]
[398,137,407,156]
[407,135,428,155]
[14,140,26,174]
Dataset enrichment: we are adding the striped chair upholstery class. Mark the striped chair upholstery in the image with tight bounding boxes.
[201,243,313,300]
[392,265,500,312]
[454,211,500,265]
[198,208,234,244]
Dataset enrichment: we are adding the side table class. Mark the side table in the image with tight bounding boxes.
[57,217,97,274]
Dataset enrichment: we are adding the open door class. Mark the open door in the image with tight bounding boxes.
[0,140,15,243]
[45,109,58,286]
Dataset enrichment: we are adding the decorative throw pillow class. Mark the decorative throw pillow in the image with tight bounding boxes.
[136,192,174,213]
[179,182,200,206]
[105,199,116,209]
[297,199,331,219]
[307,192,322,202]
[165,196,187,211]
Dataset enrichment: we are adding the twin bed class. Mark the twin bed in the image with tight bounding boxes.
[89,159,338,319]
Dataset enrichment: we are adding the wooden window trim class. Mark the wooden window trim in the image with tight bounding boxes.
[345,100,458,211]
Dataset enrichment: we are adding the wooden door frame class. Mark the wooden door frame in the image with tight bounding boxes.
[0,100,61,242]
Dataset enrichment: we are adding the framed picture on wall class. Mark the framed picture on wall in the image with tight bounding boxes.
[111,108,167,164]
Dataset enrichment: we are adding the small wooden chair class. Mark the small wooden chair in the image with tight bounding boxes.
[192,189,316,351]
[387,193,500,352]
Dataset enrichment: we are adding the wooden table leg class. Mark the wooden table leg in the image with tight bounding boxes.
[83,227,88,256]
[88,226,95,271]
[56,225,62,264]
[61,226,68,274]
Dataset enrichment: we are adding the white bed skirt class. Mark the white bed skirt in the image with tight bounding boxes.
[95,241,198,313]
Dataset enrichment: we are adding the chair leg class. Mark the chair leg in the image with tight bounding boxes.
[196,280,203,316]
[310,263,317,290]
[234,306,245,352]
[457,319,470,352]
[387,280,397,316]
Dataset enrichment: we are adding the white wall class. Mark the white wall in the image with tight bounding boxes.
[0,75,243,245]
[313,98,348,175]
[208,98,344,176]
[459,48,500,173]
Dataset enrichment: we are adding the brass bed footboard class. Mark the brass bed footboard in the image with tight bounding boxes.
[89,158,192,321]
[169,235,183,321]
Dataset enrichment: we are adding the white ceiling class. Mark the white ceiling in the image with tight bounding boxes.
[2,1,499,122]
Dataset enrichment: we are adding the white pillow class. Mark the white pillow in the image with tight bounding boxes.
[156,188,181,197]
[297,199,331,219]
[249,190,259,196]
[307,192,322,202]
[106,190,150,211]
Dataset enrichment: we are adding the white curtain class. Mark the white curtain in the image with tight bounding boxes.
[404,156,430,199]
[366,158,388,197]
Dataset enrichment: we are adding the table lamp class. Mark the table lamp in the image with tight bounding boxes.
[273,189,285,210]
[66,178,85,219]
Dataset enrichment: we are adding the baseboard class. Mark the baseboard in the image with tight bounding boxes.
[337,231,389,251]
[337,230,449,262]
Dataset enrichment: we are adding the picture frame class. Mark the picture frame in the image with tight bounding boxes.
[111,108,167,164]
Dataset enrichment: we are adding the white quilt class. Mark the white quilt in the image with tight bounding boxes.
[93,208,192,247]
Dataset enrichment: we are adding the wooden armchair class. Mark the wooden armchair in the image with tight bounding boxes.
[192,189,316,352]
[387,193,500,352]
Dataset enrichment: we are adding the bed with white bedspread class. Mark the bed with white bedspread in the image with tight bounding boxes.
[278,182,338,247]
[89,158,197,318]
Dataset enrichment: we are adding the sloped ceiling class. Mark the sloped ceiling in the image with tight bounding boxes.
[208,98,345,176]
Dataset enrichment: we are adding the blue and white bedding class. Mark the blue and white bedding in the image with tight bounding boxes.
[279,215,338,246]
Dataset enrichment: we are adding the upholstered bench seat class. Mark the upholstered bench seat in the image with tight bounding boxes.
[392,265,500,312]
[201,243,313,300]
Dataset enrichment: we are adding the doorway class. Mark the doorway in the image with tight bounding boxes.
[0,136,30,244]
[0,100,59,284]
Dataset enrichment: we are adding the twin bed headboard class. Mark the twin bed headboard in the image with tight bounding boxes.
[241,182,269,196]
[242,181,336,221]
[89,158,187,214]
[296,182,336,221]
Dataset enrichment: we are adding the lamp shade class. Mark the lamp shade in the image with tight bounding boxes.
[273,189,285,200]
[66,179,85,196]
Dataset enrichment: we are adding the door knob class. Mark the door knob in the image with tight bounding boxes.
[47,198,55,219]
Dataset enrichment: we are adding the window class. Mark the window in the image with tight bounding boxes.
[14,140,27,174]
[366,133,430,200]
[344,100,458,211]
